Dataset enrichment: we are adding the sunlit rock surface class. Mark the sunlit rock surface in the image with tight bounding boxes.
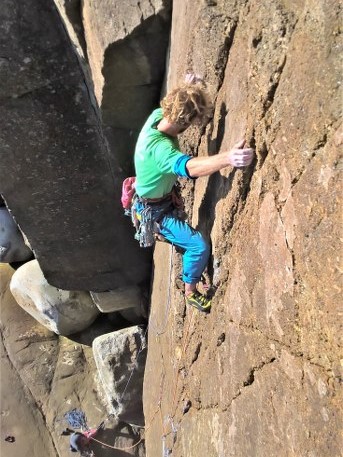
[93,326,147,426]
[10,260,99,335]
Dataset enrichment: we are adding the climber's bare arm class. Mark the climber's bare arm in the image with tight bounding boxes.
[186,140,255,178]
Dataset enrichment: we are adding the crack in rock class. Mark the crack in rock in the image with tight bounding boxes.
[243,357,277,387]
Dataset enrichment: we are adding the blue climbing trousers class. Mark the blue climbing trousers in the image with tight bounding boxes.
[134,199,210,285]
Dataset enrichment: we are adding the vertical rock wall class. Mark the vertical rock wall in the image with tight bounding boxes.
[143,1,342,456]
[1,0,341,455]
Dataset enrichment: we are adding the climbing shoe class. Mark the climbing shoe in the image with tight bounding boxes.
[185,290,211,312]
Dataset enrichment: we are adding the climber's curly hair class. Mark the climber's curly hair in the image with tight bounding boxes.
[160,83,211,128]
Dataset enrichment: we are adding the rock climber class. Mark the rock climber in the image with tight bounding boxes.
[65,422,104,454]
[132,74,255,312]
[69,431,90,454]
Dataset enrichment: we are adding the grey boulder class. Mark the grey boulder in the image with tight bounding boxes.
[90,286,141,313]
[93,326,147,426]
[0,206,32,263]
[10,259,99,335]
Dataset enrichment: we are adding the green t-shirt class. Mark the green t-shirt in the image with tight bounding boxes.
[134,108,186,198]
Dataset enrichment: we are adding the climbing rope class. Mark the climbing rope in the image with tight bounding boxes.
[63,241,195,455]
[170,307,195,418]
[120,325,148,400]
[158,306,195,455]
[64,409,89,430]
[88,401,162,452]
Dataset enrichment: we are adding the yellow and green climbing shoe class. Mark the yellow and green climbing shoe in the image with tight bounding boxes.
[185,290,211,312]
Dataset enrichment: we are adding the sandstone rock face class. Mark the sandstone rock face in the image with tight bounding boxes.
[0,265,96,455]
[1,0,341,455]
[143,1,342,456]
[0,206,32,263]
[93,326,147,426]
[0,331,58,457]
[0,0,152,291]
[10,260,99,335]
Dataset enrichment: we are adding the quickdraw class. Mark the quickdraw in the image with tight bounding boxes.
[135,203,156,248]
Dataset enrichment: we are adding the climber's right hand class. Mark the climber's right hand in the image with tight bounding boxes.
[228,139,255,168]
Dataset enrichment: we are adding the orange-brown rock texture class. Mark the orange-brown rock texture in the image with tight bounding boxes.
[0,1,341,456]
[143,1,342,456]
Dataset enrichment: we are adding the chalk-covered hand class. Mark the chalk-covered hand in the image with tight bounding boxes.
[228,139,254,168]
[185,73,203,85]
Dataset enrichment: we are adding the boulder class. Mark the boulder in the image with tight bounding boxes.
[0,265,58,457]
[1,264,138,457]
[0,206,32,263]
[93,326,147,426]
[0,0,152,292]
[90,286,147,325]
[90,286,141,312]
[10,260,99,335]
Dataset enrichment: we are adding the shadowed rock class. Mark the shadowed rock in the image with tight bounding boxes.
[90,286,141,313]
[0,206,32,263]
[100,11,172,175]
[0,264,112,457]
[54,0,172,175]
[0,0,152,292]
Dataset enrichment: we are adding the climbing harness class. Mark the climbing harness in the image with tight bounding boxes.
[121,176,186,249]
[132,193,175,248]
[134,202,157,248]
